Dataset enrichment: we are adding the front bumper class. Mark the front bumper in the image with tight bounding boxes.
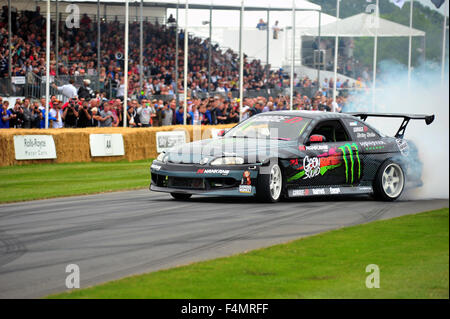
[149,161,261,196]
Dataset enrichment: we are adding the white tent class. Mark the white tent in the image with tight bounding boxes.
[301,12,425,37]
[37,0,320,11]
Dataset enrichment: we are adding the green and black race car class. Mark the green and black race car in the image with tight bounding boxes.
[150,111,434,202]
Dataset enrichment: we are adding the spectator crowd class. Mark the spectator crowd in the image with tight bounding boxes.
[1,87,352,129]
[0,5,364,129]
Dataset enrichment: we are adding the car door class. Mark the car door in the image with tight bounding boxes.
[297,119,359,187]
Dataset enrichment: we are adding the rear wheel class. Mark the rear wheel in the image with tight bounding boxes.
[256,161,283,203]
[373,160,405,201]
[170,193,192,201]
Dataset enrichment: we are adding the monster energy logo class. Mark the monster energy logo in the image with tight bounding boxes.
[338,143,361,184]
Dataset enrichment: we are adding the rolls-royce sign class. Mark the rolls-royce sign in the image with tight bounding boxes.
[13,135,57,160]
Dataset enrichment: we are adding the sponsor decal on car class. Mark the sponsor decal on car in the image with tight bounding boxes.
[312,188,326,195]
[303,156,321,179]
[360,141,386,147]
[239,185,252,193]
[329,187,341,194]
[349,121,358,127]
[360,140,386,151]
[338,143,362,184]
[396,138,409,156]
[353,126,364,133]
[241,171,252,186]
[196,169,230,176]
[151,164,162,171]
[292,189,309,196]
[305,144,329,151]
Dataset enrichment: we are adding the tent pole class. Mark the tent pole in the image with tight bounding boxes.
[175,0,179,109]
[56,0,59,78]
[239,0,244,122]
[97,0,100,84]
[407,0,413,89]
[8,0,11,81]
[332,0,340,111]
[372,0,379,111]
[139,0,143,91]
[208,4,212,94]
[317,10,321,90]
[290,0,295,111]
[45,0,50,129]
[266,8,269,82]
[441,0,448,87]
[183,0,189,125]
[123,0,129,127]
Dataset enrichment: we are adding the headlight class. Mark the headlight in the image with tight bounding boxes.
[156,152,167,163]
[210,157,244,165]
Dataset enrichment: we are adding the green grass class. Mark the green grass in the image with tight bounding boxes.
[0,160,152,203]
[49,208,449,299]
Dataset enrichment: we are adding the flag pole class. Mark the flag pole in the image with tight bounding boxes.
[45,0,50,129]
[372,0,379,111]
[239,0,244,122]
[332,0,340,112]
[407,0,414,89]
[183,0,189,125]
[441,0,448,86]
[290,0,295,111]
[123,0,129,127]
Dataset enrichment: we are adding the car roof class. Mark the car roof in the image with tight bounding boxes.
[256,111,357,120]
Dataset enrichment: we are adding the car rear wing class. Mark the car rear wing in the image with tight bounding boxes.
[347,112,435,139]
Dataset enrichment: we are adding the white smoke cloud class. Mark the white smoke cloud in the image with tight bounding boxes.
[344,60,449,199]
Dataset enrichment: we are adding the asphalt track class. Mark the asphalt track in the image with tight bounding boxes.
[0,189,447,299]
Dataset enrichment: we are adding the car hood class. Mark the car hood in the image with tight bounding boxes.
[165,137,296,164]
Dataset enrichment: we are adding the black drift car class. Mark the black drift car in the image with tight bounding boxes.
[150,111,434,202]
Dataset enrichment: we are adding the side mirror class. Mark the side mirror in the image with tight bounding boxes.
[309,134,326,144]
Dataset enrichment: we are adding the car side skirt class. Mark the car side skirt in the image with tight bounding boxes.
[287,185,373,198]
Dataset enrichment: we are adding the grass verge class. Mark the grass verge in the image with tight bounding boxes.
[0,160,152,203]
[48,208,449,299]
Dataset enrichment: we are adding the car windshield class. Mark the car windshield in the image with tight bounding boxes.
[225,114,311,141]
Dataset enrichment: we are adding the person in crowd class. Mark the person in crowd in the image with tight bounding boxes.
[49,100,63,128]
[52,78,77,103]
[137,100,152,127]
[77,79,95,101]
[161,102,173,126]
[77,100,92,128]
[98,103,114,127]
[62,98,79,128]
[0,100,11,128]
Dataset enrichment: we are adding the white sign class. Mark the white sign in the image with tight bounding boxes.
[11,76,26,85]
[89,134,125,157]
[14,135,57,160]
[156,131,187,153]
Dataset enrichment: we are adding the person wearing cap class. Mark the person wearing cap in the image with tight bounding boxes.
[50,100,64,128]
[77,79,95,100]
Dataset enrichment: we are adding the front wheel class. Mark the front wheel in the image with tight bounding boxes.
[373,160,405,201]
[170,193,192,201]
[256,161,283,203]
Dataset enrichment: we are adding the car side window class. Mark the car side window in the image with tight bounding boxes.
[308,120,350,143]
[345,119,380,140]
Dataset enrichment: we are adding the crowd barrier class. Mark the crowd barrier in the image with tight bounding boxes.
[0,124,235,167]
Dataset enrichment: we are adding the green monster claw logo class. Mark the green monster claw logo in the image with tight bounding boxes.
[338,143,361,184]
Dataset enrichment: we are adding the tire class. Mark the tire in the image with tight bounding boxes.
[170,193,192,201]
[373,160,405,201]
[256,161,283,203]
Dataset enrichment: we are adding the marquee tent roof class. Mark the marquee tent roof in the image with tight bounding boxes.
[45,0,321,11]
[301,12,426,37]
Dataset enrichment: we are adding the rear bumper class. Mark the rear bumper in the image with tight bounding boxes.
[150,161,260,196]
